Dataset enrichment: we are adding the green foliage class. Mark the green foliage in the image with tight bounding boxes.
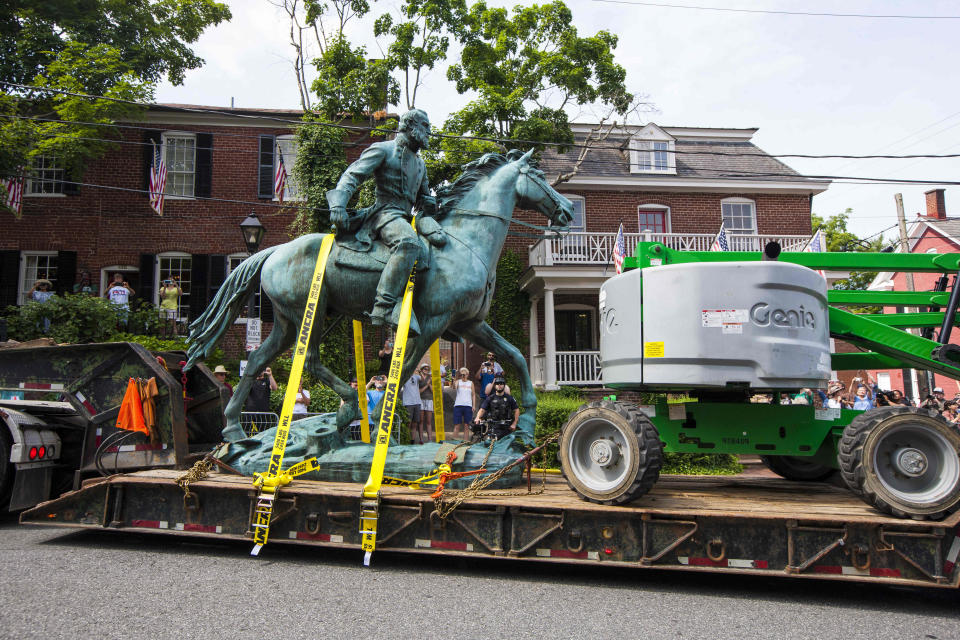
[812,210,884,310]
[110,333,189,352]
[443,0,631,149]
[310,36,399,121]
[662,452,742,475]
[0,0,231,211]
[6,294,119,343]
[421,124,500,186]
[487,249,528,354]
[290,118,349,235]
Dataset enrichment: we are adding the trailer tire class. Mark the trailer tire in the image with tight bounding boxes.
[760,455,835,482]
[560,401,662,505]
[838,405,960,520]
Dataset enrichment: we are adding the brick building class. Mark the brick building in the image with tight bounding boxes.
[0,105,384,357]
[868,189,959,398]
[515,122,830,389]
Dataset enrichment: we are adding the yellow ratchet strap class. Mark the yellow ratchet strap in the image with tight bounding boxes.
[353,320,370,442]
[359,264,417,566]
[429,340,445,442]
[250,233,334,557]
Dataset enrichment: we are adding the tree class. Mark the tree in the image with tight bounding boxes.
[812,209,883,292]
[0,0,232,213]
[441,0,648,184]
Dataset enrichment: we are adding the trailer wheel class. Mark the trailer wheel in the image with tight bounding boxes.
[560,401,662,505]
[760,455,835,481]
[838,406,960,520]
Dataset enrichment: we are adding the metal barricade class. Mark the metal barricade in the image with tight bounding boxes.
[240,412,279,437]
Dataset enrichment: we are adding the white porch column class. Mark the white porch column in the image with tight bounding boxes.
[528,295,539,363]
[544,288,559,390]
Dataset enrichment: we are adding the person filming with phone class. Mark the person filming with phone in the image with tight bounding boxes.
[159,276,182,337]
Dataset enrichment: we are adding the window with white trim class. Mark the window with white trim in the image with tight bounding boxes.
[162,132,196,198]
[18,251,58,305]
[26,155,65,195]
[629,125,677,175]
[275,135,303,201]
[227,253,261,321]
[156,253,191,319]
[637,204,670,234]
[721,197,758,251]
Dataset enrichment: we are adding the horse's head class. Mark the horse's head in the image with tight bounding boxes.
[511,148,575,228]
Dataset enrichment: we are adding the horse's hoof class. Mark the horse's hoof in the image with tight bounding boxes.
[222,424,246,442]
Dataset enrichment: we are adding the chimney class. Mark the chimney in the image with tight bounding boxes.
[925,188,947,220]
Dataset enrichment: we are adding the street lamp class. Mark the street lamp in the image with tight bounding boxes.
[240,211,266,254]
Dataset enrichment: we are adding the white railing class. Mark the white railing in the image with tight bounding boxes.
[529,231,811,266]
[556,351,602,386]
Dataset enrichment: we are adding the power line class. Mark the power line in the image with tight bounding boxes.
[589,0,960,19]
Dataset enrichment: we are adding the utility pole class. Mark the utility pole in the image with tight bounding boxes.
[895,193,930,399]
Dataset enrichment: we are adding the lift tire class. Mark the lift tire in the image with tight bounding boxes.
[838,405,960,520]
[560,400,663,505]
[760,455,835,482]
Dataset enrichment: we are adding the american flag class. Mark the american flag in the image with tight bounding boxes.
[148,142,166,216]
[805,227,827,278]
[612,222,626,274]
[274,146,287,202]
[2,172,24,216]
[710,222,729,251]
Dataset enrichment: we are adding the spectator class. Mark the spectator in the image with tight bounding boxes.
[213,365,233,398]
[888,389,909,406]
[72,270,97,296]
[377,337,394,377]
[158,276,182,338]
[401,371,423,443]
[366,375,387,429]
[851,385,875,411]
[293,381,311,415]
[474,351,501,402]
[418,363,435,443]
[942,400,959,424]
[27,279,54,332]
[932,387,947,411]
[453,367,475,440]
[245,366,277,412]
[920,394,940,411]
[105,272,134,327]
[342,377,364,440]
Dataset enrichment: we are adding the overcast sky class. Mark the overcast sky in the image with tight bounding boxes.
[155,0,960,242]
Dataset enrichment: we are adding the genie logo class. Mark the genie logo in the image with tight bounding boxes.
[750,302,817,330]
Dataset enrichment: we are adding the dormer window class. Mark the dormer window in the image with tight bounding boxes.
[629,123,677,175]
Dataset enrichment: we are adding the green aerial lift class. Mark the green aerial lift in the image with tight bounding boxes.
[559,241,960,521]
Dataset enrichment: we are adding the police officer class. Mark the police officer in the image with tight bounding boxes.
[473,375,519,440]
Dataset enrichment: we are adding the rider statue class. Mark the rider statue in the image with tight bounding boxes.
[326,109,446,327]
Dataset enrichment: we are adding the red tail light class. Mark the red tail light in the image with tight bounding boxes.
[38,446,46,459]
[29,446,38,460]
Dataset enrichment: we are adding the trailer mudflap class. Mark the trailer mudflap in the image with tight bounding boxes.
[20,470,960,589]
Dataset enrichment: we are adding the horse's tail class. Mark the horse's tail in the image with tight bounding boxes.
[185,246,279,369]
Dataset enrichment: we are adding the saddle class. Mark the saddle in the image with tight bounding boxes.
[334,235,433,273]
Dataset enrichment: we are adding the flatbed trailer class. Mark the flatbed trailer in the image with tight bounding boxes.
[21,469,960,590]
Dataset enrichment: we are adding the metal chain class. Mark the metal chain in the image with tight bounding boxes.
[432,432,560,520]
[176,457,213,498]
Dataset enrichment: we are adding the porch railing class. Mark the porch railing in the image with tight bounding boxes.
[529,231,811,266]
[531,351,603,387]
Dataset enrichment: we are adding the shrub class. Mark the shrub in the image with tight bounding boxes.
[6,294,117,343]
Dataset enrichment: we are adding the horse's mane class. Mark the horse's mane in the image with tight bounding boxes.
[436,151,515,211]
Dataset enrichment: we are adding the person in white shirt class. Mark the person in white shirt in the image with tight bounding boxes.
[293,381,311,414]
[401,373,423,442]
[105,272,135,327]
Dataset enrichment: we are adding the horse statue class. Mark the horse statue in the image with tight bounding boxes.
[187,148,574,443]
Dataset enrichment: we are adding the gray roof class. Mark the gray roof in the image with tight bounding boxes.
[539,135,815,183]
[924,217,960,240]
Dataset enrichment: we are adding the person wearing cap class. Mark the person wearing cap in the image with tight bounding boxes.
[933,387,946,411]
[474,351,503,402]
[213,365,233,397]
[474,374,519,440]
[453,367,475,440]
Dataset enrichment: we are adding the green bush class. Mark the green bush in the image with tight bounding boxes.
[6,294,117,343]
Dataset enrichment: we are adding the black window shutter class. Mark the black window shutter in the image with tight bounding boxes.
[209,254,226,298]
[139,253,156,305]
[195,133,213,198]
[0,251,21,308]
[143,130,163,192]
[258,135,275,199]
[189,253,210,320]
[260,287,273,323]
[56,251,77,295]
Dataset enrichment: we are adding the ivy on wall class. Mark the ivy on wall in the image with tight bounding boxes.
[487,248,529,357]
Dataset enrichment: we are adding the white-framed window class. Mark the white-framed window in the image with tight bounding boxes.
[162,132,196,198]
[227,253,261,322]
[18,251,58,305]
[556,195,586,256]
[629,124,677,175]
[637,204,670,234]
[555,303,597,351]
[156,253,192,319]
[25,155,65,196]
[275,135,303,201]
[721,197,758,251]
